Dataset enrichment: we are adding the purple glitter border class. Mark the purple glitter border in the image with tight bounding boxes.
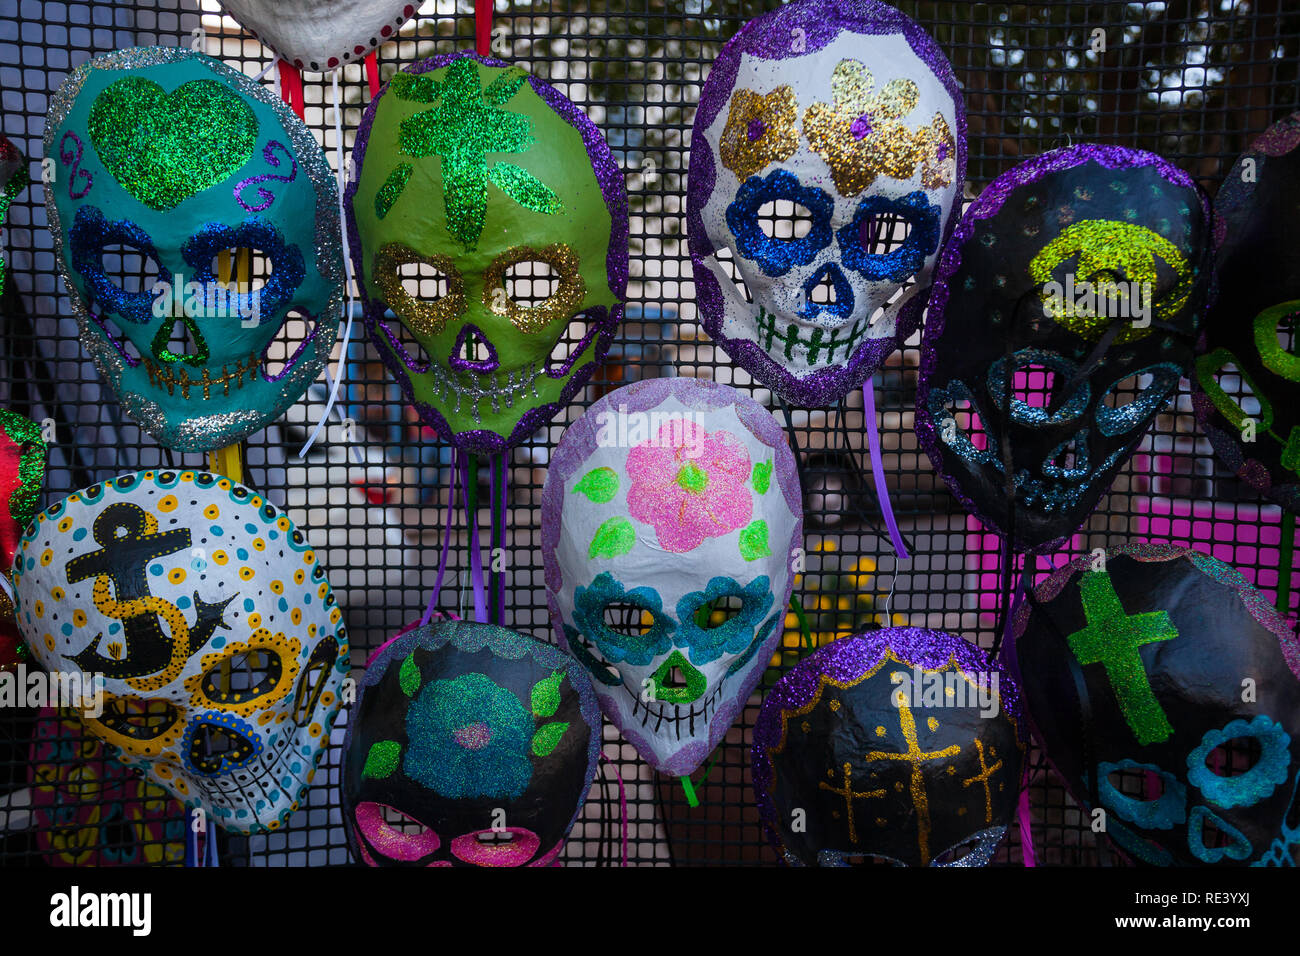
[344,50,629,454]
[340,619,603,861]
[539,377,804,775]
[686,0,968,408]
[913,144,1213,555]
[750,627,1024,848]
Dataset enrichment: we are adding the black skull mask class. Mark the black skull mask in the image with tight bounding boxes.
[1194,111,1300,512]
[1013,544,1300,866]
[916,145,1213,553]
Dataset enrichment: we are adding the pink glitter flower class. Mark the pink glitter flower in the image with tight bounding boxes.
[626,420,753,553]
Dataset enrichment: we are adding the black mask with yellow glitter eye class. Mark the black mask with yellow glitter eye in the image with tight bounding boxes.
[752,627,1024,867]
[916,144,1214,554]
[1194,112,1300,513]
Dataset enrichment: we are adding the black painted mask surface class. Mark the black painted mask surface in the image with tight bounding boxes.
[1013,544,1300,866]
[917,145,1213,553]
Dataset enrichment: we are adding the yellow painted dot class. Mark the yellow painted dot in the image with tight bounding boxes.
[40,549,52,566]
[213,550,229,565]
[304,551,316,565]
[257,710,275,726]
[33,600,44,617]
[57,517,74,532]
[293,569,306,585]
[176,780,189,794]
[275,712,288,723]
[72,610,87,627]
[270,580,284,595]
[251,496,263,508]
[306,622,315,635]
[218,479,231,490]
[44,634,55,651]
[252,538,266,552]
[158,495,178,512]
[277,517,291,531]
[329,608,342,625]
[156,765,173,779]
[248,613,262,629]
[204,505,220,519]
[181,472,194,482]
[927,717,939,732]
[239,566,255,581]
[308,723,322,738]
[317,583,329,599]
[291,608,303,626]
[168,568,186,585]
[50,587,64,601]
[321,692,335,707]
[875,726,886,737]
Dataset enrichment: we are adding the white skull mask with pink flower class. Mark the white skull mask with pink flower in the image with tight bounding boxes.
[542,378,803,775]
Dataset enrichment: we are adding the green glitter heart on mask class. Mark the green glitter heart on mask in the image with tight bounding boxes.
[88,77,259,211]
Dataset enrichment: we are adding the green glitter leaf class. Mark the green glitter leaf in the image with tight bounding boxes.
[531,721,569,757]
[391,72,440,103]
[675,461,709,494]
[399,651,420,697]
[362,741,400,779]
[88,77,258,212]
[375,163,413,220]
[739,520,771,561]
[588,517,635,560]
[483,67,529,107]
[530,669,564,717]
[486,163,563,216]
[573,467,619,503]
[752,460,773,494]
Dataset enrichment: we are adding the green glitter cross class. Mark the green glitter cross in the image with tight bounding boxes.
[381,59,562,250]
[1066,570,1177,745]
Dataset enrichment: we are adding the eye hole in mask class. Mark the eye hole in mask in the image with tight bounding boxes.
[836,191,941,285]
[926,381,996,466]
[483,243,586,334]
[1095,363,1182,437]
[545,308,604,380]
[756,198,815,240]
[602,601,657,638]
[209,246,273,294]
[69,207,164,324]
[986,349,1091,427]
[292,636,339,726]
[354,802,442,862]
[692,592,746,629]
[1195,348,1273,433]
[89,695,183,754]
[374,244,466,340]
[183,217,305,321]
[199,647,287,708]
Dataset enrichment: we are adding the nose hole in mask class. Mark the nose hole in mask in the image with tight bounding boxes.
[155,316,206,364]
[545,313,598,379]
[504,259,560,306]
[211,247,272,293]
[809,270,838,306]
[713,246,753,304]
[99,242,159,295]
[602,601,655,638]
[453,325,496,370]
[262,308,318,382]
[756,199,814,240]
[692,593,745,629]
[398,260,451,301]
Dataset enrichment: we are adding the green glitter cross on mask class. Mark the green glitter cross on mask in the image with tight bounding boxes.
[1066,569,1177,745]
[377,59,563,251]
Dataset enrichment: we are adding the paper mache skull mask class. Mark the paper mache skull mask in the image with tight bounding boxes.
[753,627,1024,866]
[915,145,1213,554]
[342,620,600,867]
[347,51,629,454]
[0,134,28,297]
[1012,544,1300,866]
[45,47,343,452]
[216,0,417,72]
[1193,111,1300,513]
[688,0,965,407]
[12,469,350,833]
[0,408,46,672]
[542,377,803,776]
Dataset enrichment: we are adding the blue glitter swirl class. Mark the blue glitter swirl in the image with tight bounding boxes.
[675,575,774,667]
[69,206,165,324]
[402,672,533,800]
[925,380,999,466]
[1187,715,1292,808]
[182,216,306,321]
[725,170,833,277]
[986,348,1091,426]
[1095,362,1182,437]
[836,190,941,283]
[572,571,675,667]
[1097,759,1186,830]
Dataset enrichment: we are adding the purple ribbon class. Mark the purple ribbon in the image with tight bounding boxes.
[863,380,909,559]
[489,454,508,625]
[1018,774,1037,867]
[419,448,462,627]
[460,453,488,624]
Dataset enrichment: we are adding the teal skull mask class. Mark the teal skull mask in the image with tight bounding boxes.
[44,47,343,452]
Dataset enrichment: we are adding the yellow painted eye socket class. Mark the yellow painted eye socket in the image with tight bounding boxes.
[184,630,302,716]
[482,243,586,334]
[374,243,466,337]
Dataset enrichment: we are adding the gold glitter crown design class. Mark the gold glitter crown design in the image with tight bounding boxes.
[718,87,800,182]
[802,60,954,197]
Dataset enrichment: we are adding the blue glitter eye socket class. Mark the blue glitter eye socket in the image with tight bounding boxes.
[572,571,675,668]
[986,349,1091,427]
[562,624,622,687]
[1095,362,1182,437]
[675,575,774,668]
[69,206,165,324]
[182,216,306,321]
[926,380,999,468]
[1187,715,1292,809]
[725,170,833,278]
[1097,759,1187,830]
[836,191,941,283]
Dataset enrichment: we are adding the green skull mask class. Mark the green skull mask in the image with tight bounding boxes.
[347,53,628,454]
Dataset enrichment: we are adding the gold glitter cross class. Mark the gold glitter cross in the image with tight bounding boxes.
[818,761,885,845]
[960,738,1003,825]
[864,700,961,864]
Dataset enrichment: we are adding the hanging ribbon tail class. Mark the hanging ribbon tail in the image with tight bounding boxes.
[185,811,198,867]
[491,454,507,625]
[460,454,488,624]
[297,307,354,459]
[277,60,305,118]
[206,826,220,867]
[997,551,1032,677]
[600,753,629,868]
[253,56,279,84]
[420,449,461,627]
[1017,769,1037,867]
[364,51,381,99]
[679,775,699,808]
[862,380,910,560]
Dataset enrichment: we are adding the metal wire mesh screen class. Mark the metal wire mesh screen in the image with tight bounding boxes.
[1,0,1297,867]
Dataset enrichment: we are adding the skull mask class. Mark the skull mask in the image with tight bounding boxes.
[348,52,629,454]
[688,0,965,407]
[342,620,600,867]
[45,47,343,452]
[1194,111,1300,513]
[915,145,1213,554]
[13,470,350,833]
[0,408,46,672]
[753,628,1024,866]
[215,0,417,72]
[542,378,802,775]
[0,133,28,298]
[1012,544,1300,866]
